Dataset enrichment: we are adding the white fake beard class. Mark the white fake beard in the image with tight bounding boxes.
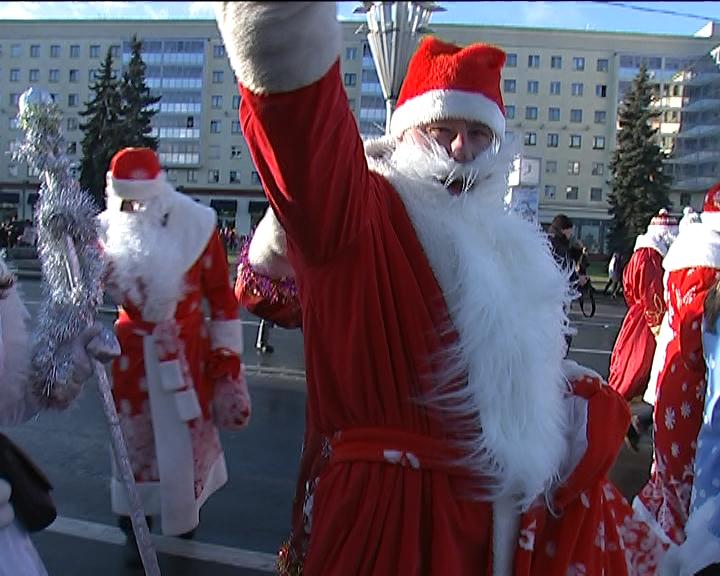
[102,195,187,321]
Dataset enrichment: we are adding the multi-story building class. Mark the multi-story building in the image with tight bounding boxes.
[0,18,718,252]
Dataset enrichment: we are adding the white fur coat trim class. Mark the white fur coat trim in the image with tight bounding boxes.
[214,2,341,94]
[634,232,668,257]
[366,142,573,511]
[248,207,294,279]
[663,223,720,272]
[209,319,244,355]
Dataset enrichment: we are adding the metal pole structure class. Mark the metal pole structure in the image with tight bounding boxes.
[355,2,444,134]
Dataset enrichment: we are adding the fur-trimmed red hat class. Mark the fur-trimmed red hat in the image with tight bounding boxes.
[647,208,678,236]
[389,37,506,140]
[702,181,720,229]
[106,147,168,201]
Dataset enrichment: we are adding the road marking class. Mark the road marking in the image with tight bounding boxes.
[47,516,277,572]
[246,365,307,382]
[570,347,612,356]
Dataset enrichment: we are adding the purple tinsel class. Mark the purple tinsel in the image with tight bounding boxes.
[237,230,298,305]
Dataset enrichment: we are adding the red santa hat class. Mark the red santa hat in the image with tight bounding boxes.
[389,37,506,140]
[646,208,678,236]
[105,147,169,202]
[701,181,720,230]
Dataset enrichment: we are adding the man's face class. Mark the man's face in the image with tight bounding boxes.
[416,119,496,163]
[562,226,574,240]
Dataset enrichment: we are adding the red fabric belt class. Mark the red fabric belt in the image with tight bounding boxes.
[330,427,471,476]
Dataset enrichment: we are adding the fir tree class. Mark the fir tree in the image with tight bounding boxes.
[79,48,123,207]
[607,64,672,257]
[119,35,160,149]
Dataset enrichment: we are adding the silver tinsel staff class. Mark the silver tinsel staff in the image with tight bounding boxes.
[13,88,161,576]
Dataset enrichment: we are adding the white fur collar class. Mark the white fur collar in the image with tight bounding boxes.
[366,139,573,509]
[663,223,720,272]
[634,232,668,256]
[100,192,216,322]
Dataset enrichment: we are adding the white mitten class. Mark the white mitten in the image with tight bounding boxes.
[212,375,251,430]
[661,528,720,576]
[66,321,121,383]
[0,478,14,528]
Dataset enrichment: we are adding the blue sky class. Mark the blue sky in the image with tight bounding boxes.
[0,2,717,37]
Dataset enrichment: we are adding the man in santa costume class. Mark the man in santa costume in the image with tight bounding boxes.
[216,4,663,574]
[99,147,251,556]
[635,184,720,550]
[608,209,678,449]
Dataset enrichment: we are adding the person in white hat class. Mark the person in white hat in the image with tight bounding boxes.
[99,147,251,561]
[215,4,662,574]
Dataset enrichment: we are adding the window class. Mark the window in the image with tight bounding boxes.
[569,134,582,148]
[344,73,357,86]
[88,69,97,82]
[9,118,19,130]
[546,160,557,174]
[69,69,79,82]
[596,84,607,97]
[547,133,559,147]
[544,185,556,199]
[68,93,78,107]
[525,106,538,120]
[90,45,100,58]
[548,107,560,121]
[67,142,77,155]
[208,169,220,183]
[571,82,584,96]
[213,45,225,58]
[30,45,40,58]
[211,95,223,109]
[566,186,579,200]
[8,165,18,177]
[187,169,197,183]
[594,110,606,124]
[572,56,585,71]
[231,120,241,134]
[10,44,21,57]
[680,192,691,206]
[232,95,241,109]
[231,145,242,158]
[208,145,221,160]
[593,135,606,149]
[186,116,194,128]
[568,161,581,175]
[524,132,537,146]
[212,70,224,83]
[50,45,60,57]
[9,93,19,106]
[590,187,603,201]
[49,69,60,83]
[66,118,78,132]
[592,162,604,175]
[527,80,539,94]
[504,79,516,93]
[9,69,19,82]
[551,55,562,69]
[528,54,540,68]
[70,45,80,58]
[345,47,358,60]
[506,53,517,67]
[229,170,240,183]
[251,171,262,185]
[550,81,561,95]
[210,120,221,133]
[505,105,515,119]
[597,58,609,72]
[29,69,39,83]
[570,109,583,123]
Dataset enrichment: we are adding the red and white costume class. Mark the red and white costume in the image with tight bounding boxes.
[634,191,720,547]
[100,148,250,536]
[608,211,677,402]
[216,4,662,573]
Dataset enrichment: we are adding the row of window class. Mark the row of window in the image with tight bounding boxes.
[2,43,119,59]
[207,169,262,185]
[507,54,608,72]
[503,79,607,97]
[524,132,606,149]
[543,185,604,201]
[544,159,606,176]
[507,106,606,124]
[0,41,225,60]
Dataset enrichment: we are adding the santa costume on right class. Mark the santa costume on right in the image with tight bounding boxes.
[217,3,663,574]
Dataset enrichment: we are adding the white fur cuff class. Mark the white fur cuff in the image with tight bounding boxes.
[214,2,341,94]
[248,208,295,278]
[209,319,244,354]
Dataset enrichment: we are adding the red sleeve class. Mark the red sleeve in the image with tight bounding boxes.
[637,250,666,329]
[201,230,239,324]
[678,267,719,371]
[238,60,374,267]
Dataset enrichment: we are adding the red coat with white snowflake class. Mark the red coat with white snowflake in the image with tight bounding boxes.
[635,222,720,546]
[100,182,249,536]
[608,240,667,402]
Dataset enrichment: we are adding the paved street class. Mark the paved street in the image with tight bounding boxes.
[2,276,651,575]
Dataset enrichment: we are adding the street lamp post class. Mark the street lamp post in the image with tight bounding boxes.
[355,2,444,134]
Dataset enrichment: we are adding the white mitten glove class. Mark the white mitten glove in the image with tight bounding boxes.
[67,321,121,383]
[0,478,14,528]
[212,375,251,430]
[661,528,720,576]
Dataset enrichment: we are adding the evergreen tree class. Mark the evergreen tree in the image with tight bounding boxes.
[607,64,672,257]
[119,35,160,149]
[79,48,123,207]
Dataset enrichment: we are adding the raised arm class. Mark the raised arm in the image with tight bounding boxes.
[215,2,374,266]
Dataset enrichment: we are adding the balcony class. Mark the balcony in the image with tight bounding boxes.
[681,71,720,87]
[682,98,720,113]
[672,176,719,191]
[675,124,720,139]
[666,149,720,164]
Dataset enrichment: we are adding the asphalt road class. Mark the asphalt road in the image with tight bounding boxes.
[2,276,650,575]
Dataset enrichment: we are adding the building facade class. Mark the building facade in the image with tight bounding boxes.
[0,18,718,252]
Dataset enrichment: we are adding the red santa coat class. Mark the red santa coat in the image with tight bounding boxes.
[100,193,245,536]
[608,240,667,401]
[218,4,663,571]
[635,223,720,545]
